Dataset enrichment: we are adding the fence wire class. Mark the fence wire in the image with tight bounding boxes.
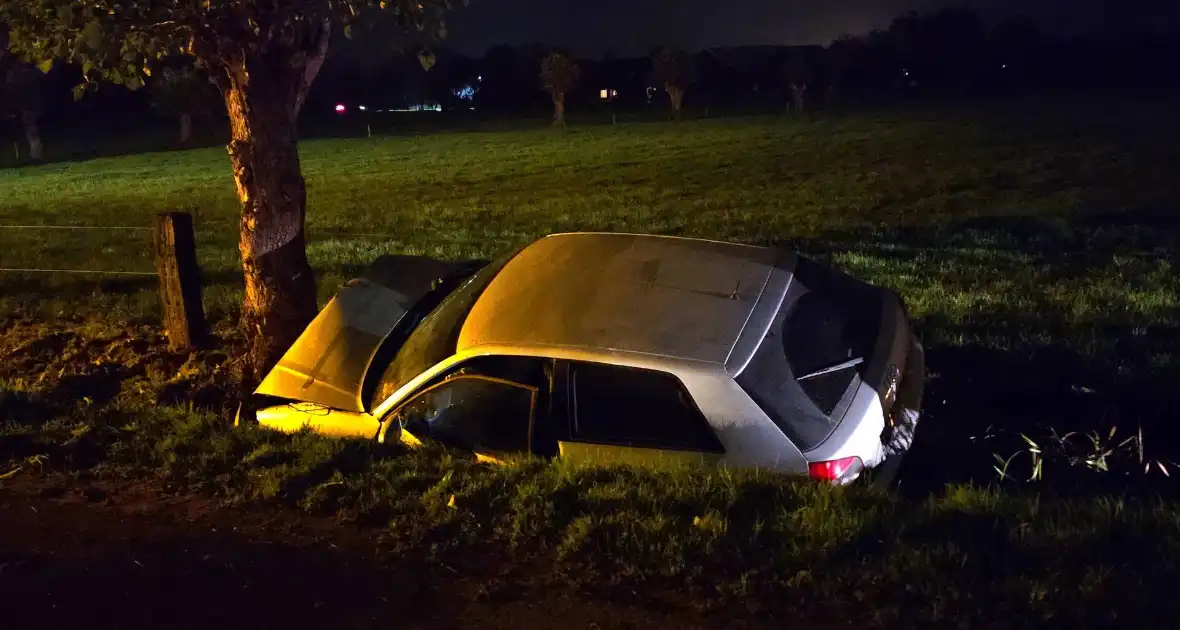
[0,267,156,276]
[0,223,155,276]
[0,224,153,231]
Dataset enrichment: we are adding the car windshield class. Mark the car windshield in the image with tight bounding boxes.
[368,250,520,411]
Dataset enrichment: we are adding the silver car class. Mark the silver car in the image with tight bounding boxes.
[248,232,925,485]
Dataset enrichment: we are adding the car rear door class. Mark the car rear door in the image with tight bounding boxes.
[554,361,726,468]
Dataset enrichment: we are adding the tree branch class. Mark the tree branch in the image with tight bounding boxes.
[293,18,330,118]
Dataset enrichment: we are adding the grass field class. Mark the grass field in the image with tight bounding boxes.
[3,98,1180,626]
[3,98,1179,475]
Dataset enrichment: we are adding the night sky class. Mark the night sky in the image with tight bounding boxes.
[445,0,1180,56]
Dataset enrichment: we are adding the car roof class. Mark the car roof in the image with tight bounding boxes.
[457,232,781,364]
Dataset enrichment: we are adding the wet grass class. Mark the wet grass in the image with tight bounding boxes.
[2,98,1180,626]
[3,99,1178,480]
[1,322,1178,627]
[2,98,1177,318]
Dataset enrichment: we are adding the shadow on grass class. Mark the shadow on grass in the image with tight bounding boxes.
[777,209,1180,492]
[0,535,450,630]
[900,330,1180,494]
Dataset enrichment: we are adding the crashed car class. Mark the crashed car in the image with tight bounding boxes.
[246,232,924,485]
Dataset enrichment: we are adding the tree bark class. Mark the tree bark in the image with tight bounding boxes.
[179,112,193,145]
[22,108,42,161]
[552,93,566,127]
[221,58,319,382]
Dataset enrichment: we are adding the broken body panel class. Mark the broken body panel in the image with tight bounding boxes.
[255,255,481,412]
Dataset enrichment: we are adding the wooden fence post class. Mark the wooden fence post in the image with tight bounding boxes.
[154,212,207,351]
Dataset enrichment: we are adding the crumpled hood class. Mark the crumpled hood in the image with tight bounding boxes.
[255,255,474,413]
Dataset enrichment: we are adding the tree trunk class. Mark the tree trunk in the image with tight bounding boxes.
[22,109,42,161]
[552,93,566,127]
[825,83,838,107]
[222,63,319,382]
[179,112,193,145]
[667,85,684,120]
[791,84,807,112]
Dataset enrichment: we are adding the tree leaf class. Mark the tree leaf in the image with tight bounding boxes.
[36,59,54,74]
[418,49,436,72]
[83,21,104,50]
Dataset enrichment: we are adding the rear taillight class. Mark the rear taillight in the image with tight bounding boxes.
[808,456,864,483]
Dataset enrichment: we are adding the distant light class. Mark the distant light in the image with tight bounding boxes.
[358,105,367,111]
[454,85,476,101]
[390,103,442,113]
[335,104,346,113]
[1002,64,1008,69]
[600,89,609,99]
[477,75,483,82]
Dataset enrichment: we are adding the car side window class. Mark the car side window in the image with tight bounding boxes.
[569,363,724,453]
[394,376,535,454]
[390,356,550,455]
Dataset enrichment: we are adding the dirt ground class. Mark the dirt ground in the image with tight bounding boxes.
[0,475,782,630]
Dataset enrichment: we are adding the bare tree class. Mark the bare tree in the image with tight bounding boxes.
[783,50,813,113]
[651,47,694,119]
[540,52,579,128]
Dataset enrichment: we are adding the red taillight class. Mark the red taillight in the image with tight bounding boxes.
[808,456,864,483]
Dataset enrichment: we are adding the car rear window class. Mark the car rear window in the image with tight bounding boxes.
[782,291,862,414]
[735,257,881,450]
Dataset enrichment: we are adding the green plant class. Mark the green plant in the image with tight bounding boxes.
[992,424,1177,483]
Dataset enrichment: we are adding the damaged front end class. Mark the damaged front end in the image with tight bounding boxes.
[239,255,486,434]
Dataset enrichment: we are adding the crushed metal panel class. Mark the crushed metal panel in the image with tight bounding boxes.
[256,255,468,412]
[255,280,409,412]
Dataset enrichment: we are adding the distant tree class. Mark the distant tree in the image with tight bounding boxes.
[0,1,461,379]
[540,52,579,127]
[0,58,44,160]
[783,49,813,112]
[480,45,538,113]
[149,63,216,145]
[990,15,1046,87]
[823,35,861,106]
[0,26,43,161]
[888,8,988,95]
[650,47,694,119]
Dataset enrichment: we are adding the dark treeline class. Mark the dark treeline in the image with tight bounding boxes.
[3,6,1180,160]
[307,9,1180,119]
